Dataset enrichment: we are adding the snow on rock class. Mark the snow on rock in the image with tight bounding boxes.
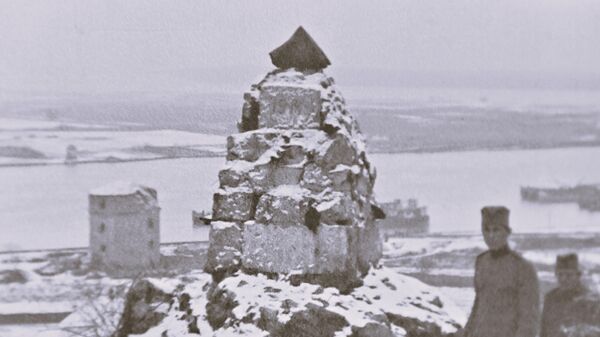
[212,187,255,222]
[57,275,184,337]
[205,222,243,274]
[241,222,317,274]
[212,221,241,231]
[239,67,367,159]
[123,272,214,337]
[123,267,464,337]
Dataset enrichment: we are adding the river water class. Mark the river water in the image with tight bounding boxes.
[1,147,600,250]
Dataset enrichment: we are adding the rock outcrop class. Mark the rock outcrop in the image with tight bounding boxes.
[113,280,174,337]
[112,268,464,337]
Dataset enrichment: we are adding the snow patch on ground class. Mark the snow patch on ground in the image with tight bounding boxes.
[384,236,486,258]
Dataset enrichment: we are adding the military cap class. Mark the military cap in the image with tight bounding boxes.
[556,253,579,271]
[481,206,510,230]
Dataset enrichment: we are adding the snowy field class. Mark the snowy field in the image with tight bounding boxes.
[0,117,225,166]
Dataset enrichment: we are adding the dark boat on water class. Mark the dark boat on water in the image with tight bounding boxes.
[520,184,600,211]
[192,210,212,227]
[378,199,430,240]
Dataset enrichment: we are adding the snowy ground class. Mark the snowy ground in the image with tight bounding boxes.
[0,249,126,307]
[1,233,599,336]
[0,117,226,166]
[132,267,465,337]
[382,233,600,314]
[0,323,64,337]
[0,243,206,319]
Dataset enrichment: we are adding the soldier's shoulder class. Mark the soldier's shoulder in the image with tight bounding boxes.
[475,250,490,262]
[509,250,535,273]
[508,250,532,264]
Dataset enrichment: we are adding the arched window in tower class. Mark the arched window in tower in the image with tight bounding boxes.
[99,198,106,209]
[148,240,155,249]
[99,223,105,233]
[100,244,106,252]
[147,218,154,229]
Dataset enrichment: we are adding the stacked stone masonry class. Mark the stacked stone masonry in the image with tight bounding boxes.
[206,69,382,285]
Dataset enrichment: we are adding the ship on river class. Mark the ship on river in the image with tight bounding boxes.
[520,184,600,211]
[378,199,430,240]
[192,210,212,227]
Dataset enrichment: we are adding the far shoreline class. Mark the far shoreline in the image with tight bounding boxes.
[2,231,599,255]
[2,142,600,169]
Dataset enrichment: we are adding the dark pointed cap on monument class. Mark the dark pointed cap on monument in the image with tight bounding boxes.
[269,26,331,70]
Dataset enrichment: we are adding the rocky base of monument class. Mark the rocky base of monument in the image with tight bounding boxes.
[111,267,464,337]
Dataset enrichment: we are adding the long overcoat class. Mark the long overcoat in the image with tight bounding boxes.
[540,286,586,337]
[464,248,540,337]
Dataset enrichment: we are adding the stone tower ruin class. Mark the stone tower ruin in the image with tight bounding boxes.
[205,27,383,290]
[89,181,161,271]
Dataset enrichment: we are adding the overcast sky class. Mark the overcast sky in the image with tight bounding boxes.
[1,0,600,95]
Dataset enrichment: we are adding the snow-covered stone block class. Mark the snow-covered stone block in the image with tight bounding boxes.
[271,164,304,186]
[255,185,310,226]
[205,222,243,273]
[258,85,321,129]
[226,131,278,162]
[315,224,358,274]
[353,170,373,197]
[316,192,356,226]
[316,134,356,170]
[301,163,331,192]
[212,187,255,222]
[218,167,247,188]
[246,162,272,194]
[357,223,383,274]
[327,164,353,192]
[242,222,317,273]
[280,144,305,165]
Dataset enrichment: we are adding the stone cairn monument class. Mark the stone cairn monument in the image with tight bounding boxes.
[205,27,384,291]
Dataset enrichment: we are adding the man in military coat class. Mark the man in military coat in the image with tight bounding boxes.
[540,253,592,337]
[463,206,540,337]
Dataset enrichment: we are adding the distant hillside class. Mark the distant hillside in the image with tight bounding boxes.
[2,87,599,154]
